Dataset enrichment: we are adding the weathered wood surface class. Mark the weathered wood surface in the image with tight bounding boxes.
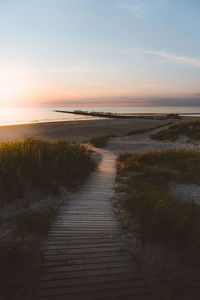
[36,148,153,299]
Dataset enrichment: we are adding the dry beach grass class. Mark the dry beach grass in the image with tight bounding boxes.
[0,138,97,300]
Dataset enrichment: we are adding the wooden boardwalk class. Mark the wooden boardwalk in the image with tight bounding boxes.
[36,149,153,300]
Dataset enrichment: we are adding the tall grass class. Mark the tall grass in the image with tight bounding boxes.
[151,119,200,141]
[116,150,200,250]
[0,138,97,299]
[0,138,97,206]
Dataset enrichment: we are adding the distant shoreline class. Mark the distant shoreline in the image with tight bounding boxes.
[0,117,101,128]
[0,112,197,128]
[1,106,200,128]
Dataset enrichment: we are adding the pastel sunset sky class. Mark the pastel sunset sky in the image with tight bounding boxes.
[0,0,200,107]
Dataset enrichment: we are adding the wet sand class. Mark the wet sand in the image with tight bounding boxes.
[0,118,168,143]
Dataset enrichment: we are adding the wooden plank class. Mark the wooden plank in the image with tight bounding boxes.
[37,286,152,299]
[44,246,128,255]
[41,267,142,281]
[43,255,133,267]
[40,273,145,288]
[42,260,138,273]
[44,251,132,261]
[36,148,153,299]
[38,280,150,297]
[45,241,127,250]
[46,238,125,245]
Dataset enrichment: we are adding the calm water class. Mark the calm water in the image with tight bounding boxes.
[0,106,200,126]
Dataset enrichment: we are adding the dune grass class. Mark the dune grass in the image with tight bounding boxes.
[126,122,170,136]
[90,135,116,147]
[116,149,200,250]
[0,138,97,206]
[151,119,200,141]
[89,123,169,147]
[0,138,97,299]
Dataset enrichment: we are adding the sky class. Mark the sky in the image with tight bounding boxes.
[0,0,200,107]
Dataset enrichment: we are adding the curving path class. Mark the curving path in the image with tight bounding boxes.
[36,148,153,300]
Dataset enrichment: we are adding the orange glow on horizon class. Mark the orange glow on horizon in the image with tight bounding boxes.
[0,63,195,108]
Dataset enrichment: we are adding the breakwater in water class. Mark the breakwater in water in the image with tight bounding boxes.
[53,109,182,120]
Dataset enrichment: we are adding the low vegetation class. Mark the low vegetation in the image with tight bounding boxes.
[90,135,115,147]
[151,119,200,141]
[116,149,200,250]
[126,122,170,136]
[0,138,97,206]
[0,138,97,299]
[89,122,170,147]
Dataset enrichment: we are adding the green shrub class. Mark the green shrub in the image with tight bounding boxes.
[116,150,200,250]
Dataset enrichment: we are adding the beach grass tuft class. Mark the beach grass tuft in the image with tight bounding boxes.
[151,119,200,141]
[116,149,200,250]
[126,122,170,136]
[0,138,97,299]
[0,138,97,206]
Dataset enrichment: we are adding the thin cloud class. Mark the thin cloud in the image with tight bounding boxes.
[118,0,166,18]
[143,50,200,67]
[45,94,200,107]
[118,3,150,18]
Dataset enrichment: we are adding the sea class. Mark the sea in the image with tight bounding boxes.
[0,106,200,126]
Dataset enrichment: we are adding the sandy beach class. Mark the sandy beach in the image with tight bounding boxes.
[0,118,169,143]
